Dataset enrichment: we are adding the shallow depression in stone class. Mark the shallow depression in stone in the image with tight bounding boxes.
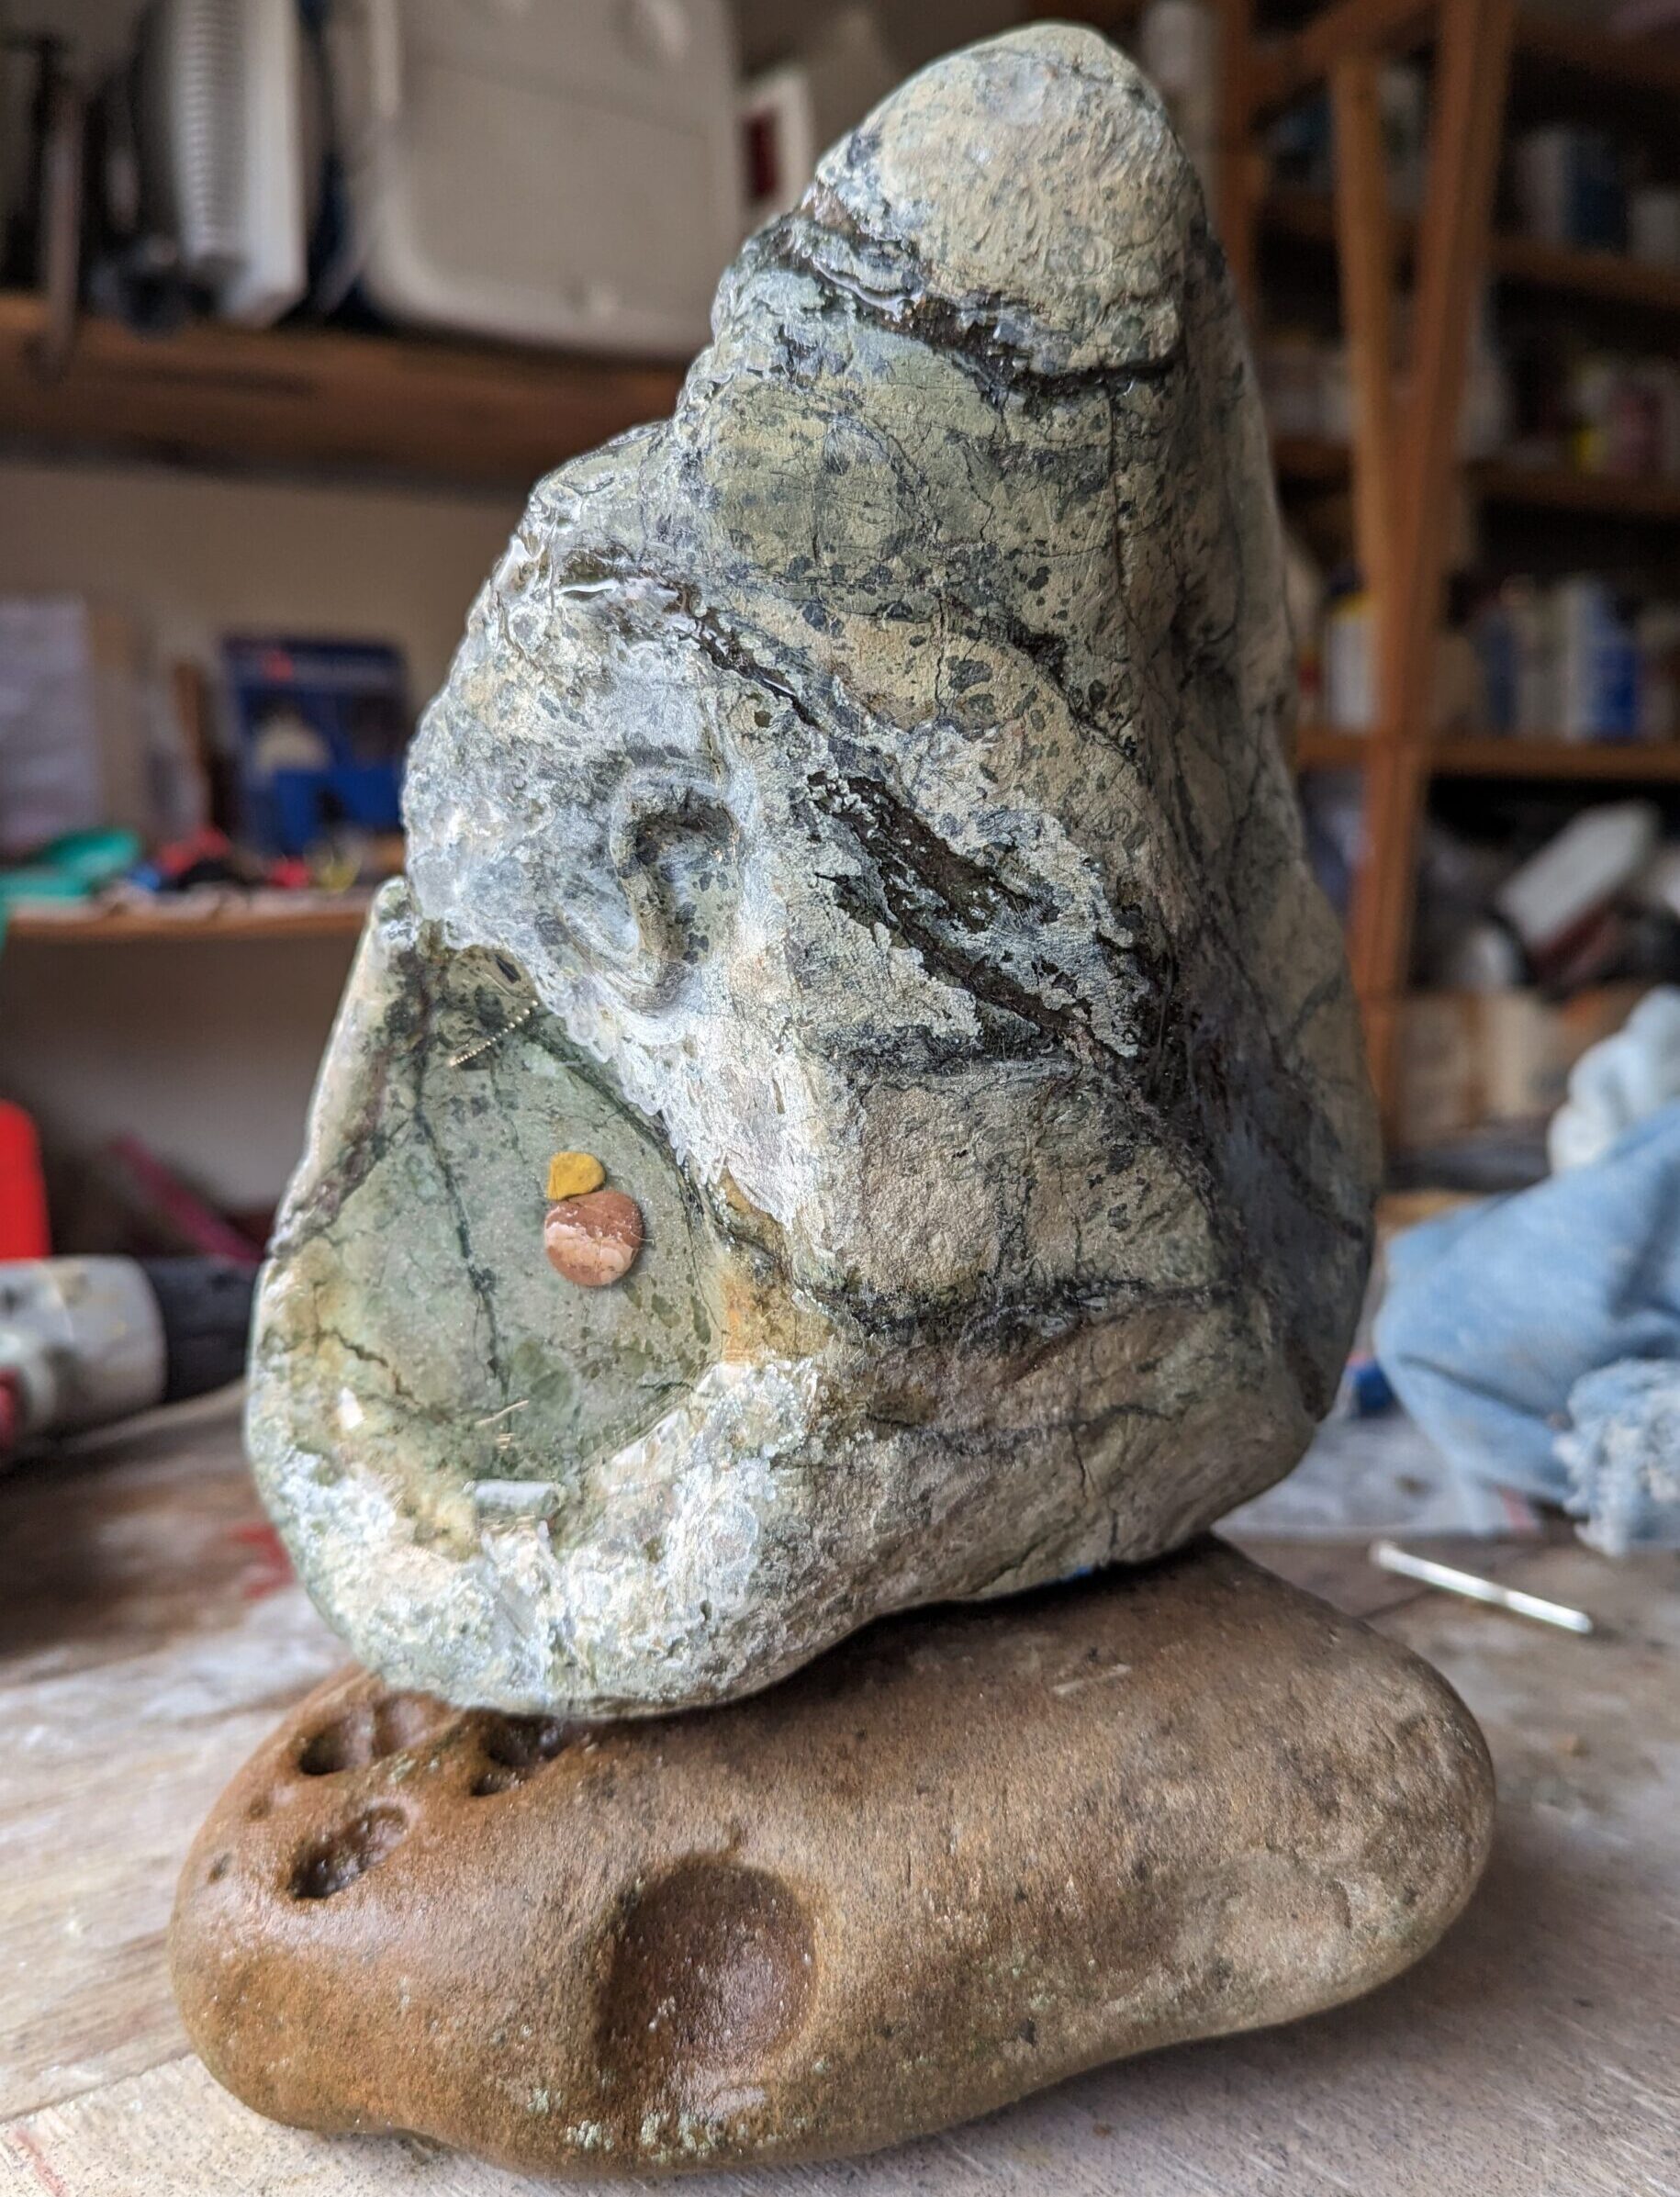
[289,1806,409,1900]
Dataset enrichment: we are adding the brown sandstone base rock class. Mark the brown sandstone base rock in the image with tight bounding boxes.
[171,1544,1493,2177]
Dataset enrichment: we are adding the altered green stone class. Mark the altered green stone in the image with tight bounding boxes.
[248,27,1378,1716]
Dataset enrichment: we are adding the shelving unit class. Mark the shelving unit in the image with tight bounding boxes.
[3,897,371,944]
[1240,5,1680,126]
[1297,730,1680,782]
[0,291,684,488]
[1265,183,1680,316]
[1470,461,1680,522]
[1218,0,1680,1132]
[1276,435,1680,522]
[4,3,1677,1120]
[1513,11,1680,102]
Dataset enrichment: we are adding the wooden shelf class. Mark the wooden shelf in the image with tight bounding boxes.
[1435,737,1680,779]
[1514,15,1680,103]
[0,292,686,489]
[1296,730,1680,779]
[1273,432,1680,521]
[1272,432,1355,484]
[1232,6,1680,1134]
[1493,231,1680,316]
[1265,186,1680,315]
[1470,460,1680,521]
[3,896,372,943]
[1295,729,1376,769]
[1252,7,1680,115]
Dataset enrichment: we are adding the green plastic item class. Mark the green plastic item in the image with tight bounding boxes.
[41,827,143,887]
[0,828,142,945]
[0,868,89,906]
[0,828,141,903]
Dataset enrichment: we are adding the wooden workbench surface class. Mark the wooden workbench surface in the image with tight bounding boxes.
[2,1397,1675,2195]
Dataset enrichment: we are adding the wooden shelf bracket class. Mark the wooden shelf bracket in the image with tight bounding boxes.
[1224,0,1520,1133]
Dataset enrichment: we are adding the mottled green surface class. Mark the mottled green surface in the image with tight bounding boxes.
[249,27,1380,1715]
[260,917,716,1529]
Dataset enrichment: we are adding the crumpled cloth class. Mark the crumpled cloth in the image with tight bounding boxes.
[1549,985,1680,1172]
[1375,1099,1680,1543]
[1557,1358,1680,1554]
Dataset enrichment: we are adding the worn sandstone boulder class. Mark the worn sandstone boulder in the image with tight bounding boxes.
[247,24,1379,1715]
[171,1544,1493,2177]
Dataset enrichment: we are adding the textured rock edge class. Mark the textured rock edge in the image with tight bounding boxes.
[172,1546,1495,2178]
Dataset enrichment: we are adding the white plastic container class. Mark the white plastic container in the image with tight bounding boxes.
[1323,592,1375,733]
[1554,577,1640,742]
[327,0,743,356]
[140,0,312,326]
[1495,801,1661,958]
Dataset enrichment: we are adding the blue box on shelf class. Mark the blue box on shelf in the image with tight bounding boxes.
[222,635,410,856]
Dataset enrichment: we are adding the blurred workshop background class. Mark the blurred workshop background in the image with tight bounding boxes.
[5,0,1680,1507]
[8,18,1680,2182]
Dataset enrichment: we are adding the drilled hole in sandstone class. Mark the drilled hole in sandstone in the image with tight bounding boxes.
[469,1715,568,1795]
[297,1710,364,1777]
[298,1692,451,1776]
[289,1806,407,1900]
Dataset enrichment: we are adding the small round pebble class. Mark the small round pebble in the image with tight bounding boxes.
[544,1150,606,1201]
[544,1190,644,1287]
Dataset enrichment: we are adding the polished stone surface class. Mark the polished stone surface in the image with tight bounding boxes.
[247,26,1378,1715]
[543,1189,644,1287]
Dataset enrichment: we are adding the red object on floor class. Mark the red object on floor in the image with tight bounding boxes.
[0,1102,50,1258]
[0,1371,20,1453]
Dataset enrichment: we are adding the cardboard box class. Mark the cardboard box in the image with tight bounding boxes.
[0,598,155,858]
[1396,982,1647,1149]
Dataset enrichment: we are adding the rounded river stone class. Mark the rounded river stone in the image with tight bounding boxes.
[246,23,1379,1715]
[544,1188,645,1287]
[171,1544,1492,2177]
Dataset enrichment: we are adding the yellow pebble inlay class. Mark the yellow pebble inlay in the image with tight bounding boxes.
[545,1150,606,1202]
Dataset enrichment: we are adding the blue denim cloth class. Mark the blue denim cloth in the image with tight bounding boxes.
[1557,1357,1680,1552]
[1375,1099,1680,1524]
